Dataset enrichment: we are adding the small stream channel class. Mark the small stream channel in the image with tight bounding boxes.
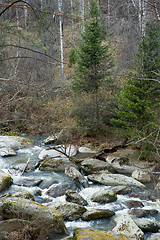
[0,136,160,239]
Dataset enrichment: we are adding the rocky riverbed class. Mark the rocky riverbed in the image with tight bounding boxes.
[0,134,160,240]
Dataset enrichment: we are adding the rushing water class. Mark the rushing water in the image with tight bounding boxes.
[0,137,160,239]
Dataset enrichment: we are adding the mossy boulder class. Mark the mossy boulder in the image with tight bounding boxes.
[133,218,159,233]
[0,170,13,192]
[81,208,115,221]
[0,136,33,150]
[0,197,67,237]
[0,219,31,233]
[81,158,115,175]
[47,183,79,198]
[39,158,77,172]
[65,190,88,206]
[91,188,117,204]
[65,167,89,188]
[73,229,132,239]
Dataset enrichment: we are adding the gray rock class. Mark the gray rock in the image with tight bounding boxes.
[38,148,66,160]
[146,233,160,240]
[65,190,88,206]
[91,188,117,204]
[82,208,115,221]
[47,183,79,198]
[48,201,86,220]
[39,158,77,172]
[0,219,31,233]
[0,147,16,157]
[14,178,43,187]
[88,173,146,188]
[134,218,159,233]
[132,169,151,183]
[39,179,59,189]
[65,167,89,188]
[0,170,13,192]
[125,200,144,209]
[129,209,158,218]
[81,158,115,175]
[111,185,131,195]
[0,136,33,150]
[112,213,144,240]
[43,135,57,144]
[78,147,96,154]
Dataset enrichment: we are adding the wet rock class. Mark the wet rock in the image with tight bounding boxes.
[47,183,79,198]
[12,191,34,201]
[0,170,13,192]
[113,213,144,240]
[125,200,144,209]
[0,147,16,157]
[38,148,66,160]
[65,167,89,188]
[128,192,156,201]
[132,169,151,183]
[39,158,77,172]
[65,190,88,206]
[81,208,115,221]
[134,218,159,233]
[14,178,42,187]
[88,173,146,188]
[91,188,117,204]
[129,209,158,218]
[0,136,33,150]
[0,197,67,237]
[39,179,59,189]
[43,135,57,145]
[146,233,160,240]
[111,186,131,195]
[48,201,86,220]
[81,158,115,175]
[73,229,132,240]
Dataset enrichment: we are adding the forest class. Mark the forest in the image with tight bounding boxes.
[0,0,160,159]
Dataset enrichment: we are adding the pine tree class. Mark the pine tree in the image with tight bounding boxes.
[111,20,160,157]
[70,0,114,132]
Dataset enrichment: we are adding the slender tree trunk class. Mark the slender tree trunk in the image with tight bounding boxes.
[139,0,146,35]
[107,0,110,26]
[70,0,75,47]
[152,0,160,24]
[80,0,84,32]
[24,2,28,29]
[58,0,65,82]
[16,8,20,28]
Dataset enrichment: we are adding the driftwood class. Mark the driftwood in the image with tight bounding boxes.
[21,158,30,175]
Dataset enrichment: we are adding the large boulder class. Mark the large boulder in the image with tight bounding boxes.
[0,219,31,233]
[112,214,144,240]
[132,169,151,183]
[48,201,86,220]
[0,170,13,192]
[106,149,154,174]
[78,147,96,154]
[0,136,33,150]
[146,233,160,240]
[39,158,77,172]
[91,188,117,204]
[88,173,146,188]
[65,167,89,188]
[65,190,88,206]
[38,148,66,160]
[81,158,115,175]
[81,208,115,221]
[133,218,159,233]
[0,197,67,238]
[129,209,158,218]
[73,229,132,240]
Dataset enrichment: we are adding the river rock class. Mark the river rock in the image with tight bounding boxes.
[91,188,117,204]
[112,213,144,240]
[0,170,13,192]
[134,218,159,232]
[14,178,43,187]
[12,191,34,201]
[48,201,86,220]
[0,219,31,233]
[0,147,17,157]
[39,179,59,189]
[78,147,96,154]
[125,200,144,209]
[111,186,131,195]
[88,173,146,188]
[43,135,57,144]
[129,209,158,218]
[81,208,115,221]
[65,167,89,188]
[132,169,151,183]
[38,148,66,160]
[0,136,33,150]
[146,233,160,240]
[39,158,77,172]
[47,183,79,198]
[81,158,115,175]
[0,197,67,238]
[65,190,88,206]
[106,148,153,174]
[73,229,132,240]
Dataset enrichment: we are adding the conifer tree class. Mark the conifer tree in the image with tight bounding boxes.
[111,20,160,157]
[70,0,114,132]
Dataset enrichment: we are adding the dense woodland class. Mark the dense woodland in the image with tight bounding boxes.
[0,0,160,159]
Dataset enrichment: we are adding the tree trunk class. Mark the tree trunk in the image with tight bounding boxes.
[152,0,160,24]
[80,0,84,32]
[58,0,65,82]
[24,2,28,29]
[71,0,75,47]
